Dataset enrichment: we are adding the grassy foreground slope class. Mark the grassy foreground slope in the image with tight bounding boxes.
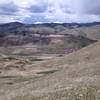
[0,41,100,100]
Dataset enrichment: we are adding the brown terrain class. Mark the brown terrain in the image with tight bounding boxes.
[0,22,100,100]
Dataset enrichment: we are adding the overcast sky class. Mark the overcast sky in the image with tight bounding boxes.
[0,0,100,23]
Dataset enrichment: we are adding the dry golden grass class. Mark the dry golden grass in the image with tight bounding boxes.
[0,41,100,100]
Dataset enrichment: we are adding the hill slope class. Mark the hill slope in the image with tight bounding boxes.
[0,41,100,100]
[0,22,100,46]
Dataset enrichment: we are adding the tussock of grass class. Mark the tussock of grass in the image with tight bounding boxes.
[11,84,100,100]
[47,85,99,100]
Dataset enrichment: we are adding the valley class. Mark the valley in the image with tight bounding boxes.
[0,22,99,100]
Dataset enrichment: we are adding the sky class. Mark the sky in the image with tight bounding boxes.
[0,0,100,23]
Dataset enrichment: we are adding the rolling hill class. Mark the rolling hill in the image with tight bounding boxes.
[0,22,100,100]
[0,22,98,54]
[0,41,100,100]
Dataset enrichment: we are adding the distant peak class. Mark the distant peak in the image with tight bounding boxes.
[7,22,24,25]
[0,21,24,27]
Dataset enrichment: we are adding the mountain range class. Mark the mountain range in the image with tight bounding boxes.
[0,22,98,48]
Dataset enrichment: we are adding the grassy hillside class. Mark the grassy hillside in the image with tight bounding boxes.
[0,41,100,100]
[0,22,100,100]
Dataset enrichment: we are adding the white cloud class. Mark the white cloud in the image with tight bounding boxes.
[0,0,100,23]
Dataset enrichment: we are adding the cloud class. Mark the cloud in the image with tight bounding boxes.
[28,4,47,13]
[82,0,100,15]
[0,2,19,16]
[0,0,100,23]
[27,0,48,13]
